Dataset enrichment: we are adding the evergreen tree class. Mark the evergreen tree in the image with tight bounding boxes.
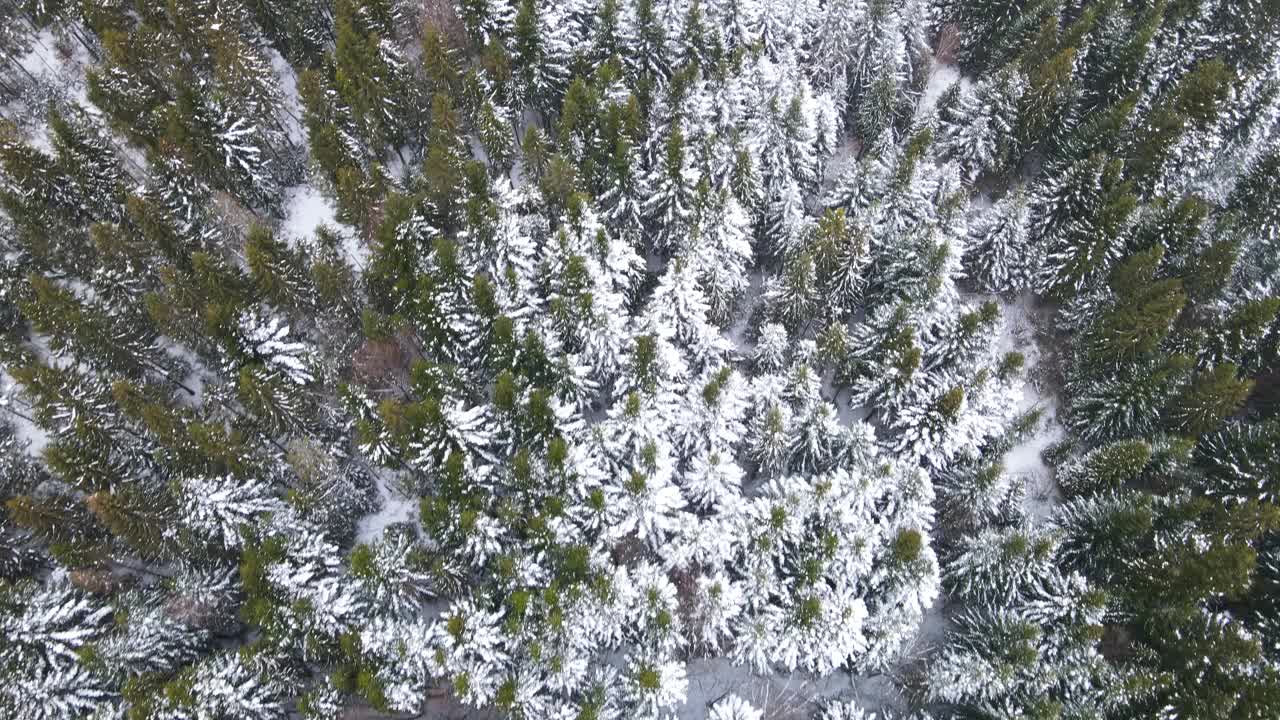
[929,570,1118,718]
[1080,246,1186,365]
[644,122,695,255]
[457,0,517,47]
[1165,363,1252,438]
[332,0,424,155]
[162,84,284,212]
[1057,438,1152,498]
[1194,419,1280,504]
[1035,153,1138,297]
[47,106,127,224]
[940,0,1063,74]
[512,0,570,116]
[1065,353,1192,444]
[963,185,1037,293]
[155,651,290,720]
[936,67,1025,182]
[20,274,177,382]
[944,523,1057,604]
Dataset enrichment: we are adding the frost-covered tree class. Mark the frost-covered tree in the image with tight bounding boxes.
[1057,439,1152,498]
[0,578,111,674]
[4,2,1280,719]
[936,68,1025,182]
[235,310,318,385]
[929,571,1118,718]
[91,593,209,680]
[644,122,696,255]
[156,651,290,720]
[1195,420,1280,504]
[1065,353,1192,444]
[178,473,283,551]
[963,185,1037,293]
[512,0,571,115]
[944,524,1058,605]
[1035,153,1138,298]
[709,694,762,720]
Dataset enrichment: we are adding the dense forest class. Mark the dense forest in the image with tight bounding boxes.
[2,0,1280,718]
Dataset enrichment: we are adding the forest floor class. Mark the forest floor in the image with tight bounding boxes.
[996,293,1067,524]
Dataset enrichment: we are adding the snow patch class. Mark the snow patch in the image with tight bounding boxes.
[279,184,370,271]
[920,62,963,115]
[680,658,898,719]
[0,369,49,459]
[1006,407,1065,523]
[6,29,89,147]
[725,271,766,359]
[354,468,419,544]
[908,599,955,655]
[993,293,1066,523]
[280,185,341,241]
[160,339,210,407]
[267,48,307,147]
[382,146,415,183]
[3,26,151,184]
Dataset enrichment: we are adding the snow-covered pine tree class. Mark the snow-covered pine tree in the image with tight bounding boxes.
[512,0,571,116]
[1057,439,1152,498]
[1035,152,1138,298]
[936,67,1025,182]
[643,121,696,255]
[1195,419,1280,505]
[90,592,209,680]
[155,651,291,720]
[944,522,1057,605]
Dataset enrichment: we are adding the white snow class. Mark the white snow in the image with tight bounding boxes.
[280,185,339,239]
[822,135,862,188]
[383,146,415,183]
[919,61,963,115]
[724,271,766,359]
[267,48,307,147]
[160,339,210,407]
[908,598,955,656]
[466,133,490,166]
[3,26,150,184]
[992,293,1066,523]
[354,467,419,544]
[7,28,94,137]
[680,659,903,719]
[279,184,370,271]
[0,369,50,459]
[1006,405,1066,523]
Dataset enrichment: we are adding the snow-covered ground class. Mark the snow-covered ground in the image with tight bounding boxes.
[268,38,375,276]
[278,184,371,272]
[159,339,212,408]
[4,28,93,142]
[353,466,420,544]
[725,271,766,358]
[994,293,1065,522]
[920,62,962,114]
[0,369,50,458]
[681,658,901,719]
[267,47,307,148]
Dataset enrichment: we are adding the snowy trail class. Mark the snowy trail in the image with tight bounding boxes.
[680,658,903,719]
[991,293,1066,523]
